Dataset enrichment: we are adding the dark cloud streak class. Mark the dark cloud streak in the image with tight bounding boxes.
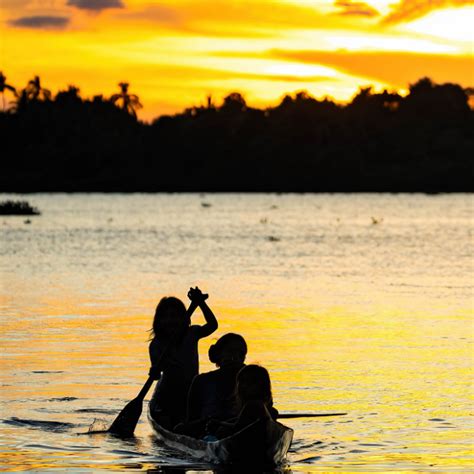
[334,0,380,17]
[118,5,182,24]
[9,16,70,29]
[67,0,124,12]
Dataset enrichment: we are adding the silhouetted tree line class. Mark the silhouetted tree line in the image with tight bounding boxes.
[1,72,472,192]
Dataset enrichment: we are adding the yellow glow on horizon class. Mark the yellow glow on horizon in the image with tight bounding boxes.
[400,7,474,44]
[0,0,472,120]
[365,0,393,15]
[325,33,458,54]
[263,62,339,78]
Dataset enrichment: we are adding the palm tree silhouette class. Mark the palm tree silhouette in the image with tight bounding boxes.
[25,75,51,101]
[110,82,142,118]
[0,72,17,111]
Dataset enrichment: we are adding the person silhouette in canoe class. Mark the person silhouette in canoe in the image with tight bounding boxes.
[174,332,248,437]
[148,287,218,429]
[206,364,279,439]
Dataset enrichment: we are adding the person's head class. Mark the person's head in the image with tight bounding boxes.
[208,333,247,367]
[151,296,188,339]
[236,364,272,406]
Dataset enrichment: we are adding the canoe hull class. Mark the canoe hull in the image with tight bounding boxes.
[148,409,293,466]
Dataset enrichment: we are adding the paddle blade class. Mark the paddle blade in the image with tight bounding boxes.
[108,397,143,437]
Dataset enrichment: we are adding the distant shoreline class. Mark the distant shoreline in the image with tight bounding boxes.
[1,189,472,194]
[2,77,472,195]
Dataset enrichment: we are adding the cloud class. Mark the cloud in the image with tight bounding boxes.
[249,73,335,83]
[116,1,354,37]
[116,4,276,38]
[136,5,178,22]
[382,0,471,25]
[118,5,182,25]
[334,0,380,17]
[67,0,124,12]
[126,63,334,85]
[2,0,31,7]
[270,49,474,88]
[9,15,70,29]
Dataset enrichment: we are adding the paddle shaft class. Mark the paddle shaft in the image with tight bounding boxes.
[136,376,154,401]
[278,412,347,419]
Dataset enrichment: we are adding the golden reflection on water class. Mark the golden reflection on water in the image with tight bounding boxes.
[2,296,472,471]
[1,193,473,472]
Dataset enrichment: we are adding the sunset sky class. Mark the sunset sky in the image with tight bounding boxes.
[1,0,473,121]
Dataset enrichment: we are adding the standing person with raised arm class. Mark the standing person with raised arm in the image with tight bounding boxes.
[148,287,218,429]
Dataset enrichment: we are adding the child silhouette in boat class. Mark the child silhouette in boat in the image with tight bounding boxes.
[206,364,278,439]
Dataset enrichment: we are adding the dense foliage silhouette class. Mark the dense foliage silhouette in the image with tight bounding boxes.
[1,74,472,192]
[0,200,40,215]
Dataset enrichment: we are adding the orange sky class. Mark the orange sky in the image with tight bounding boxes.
[1,0,473,121]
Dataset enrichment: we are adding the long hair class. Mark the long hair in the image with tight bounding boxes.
[150,296,187,340]
[236,364,272,406]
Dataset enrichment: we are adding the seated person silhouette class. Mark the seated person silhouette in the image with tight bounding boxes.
[174,333,247,437]
[206,364,279,440]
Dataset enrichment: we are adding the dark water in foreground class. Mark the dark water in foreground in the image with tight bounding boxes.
[1,193,473,472]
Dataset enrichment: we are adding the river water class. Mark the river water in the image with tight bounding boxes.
[0,193,472,472]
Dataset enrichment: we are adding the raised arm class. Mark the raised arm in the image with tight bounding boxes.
[188,287,218,338]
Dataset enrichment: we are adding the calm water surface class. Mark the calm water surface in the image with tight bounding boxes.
[0,193,473,472]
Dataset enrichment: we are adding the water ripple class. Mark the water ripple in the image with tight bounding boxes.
[3,417,77,432]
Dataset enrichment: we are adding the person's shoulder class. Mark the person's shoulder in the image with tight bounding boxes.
[203,367,221,378]
[192,370,220,395]
[190,371,210,390]
[193,368,220,385]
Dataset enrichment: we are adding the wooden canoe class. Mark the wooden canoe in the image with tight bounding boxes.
[148,408,293,466]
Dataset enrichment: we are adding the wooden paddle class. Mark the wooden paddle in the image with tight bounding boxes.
[108,296,202,437]
[278,412,347,419]
[107,376,155,437]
